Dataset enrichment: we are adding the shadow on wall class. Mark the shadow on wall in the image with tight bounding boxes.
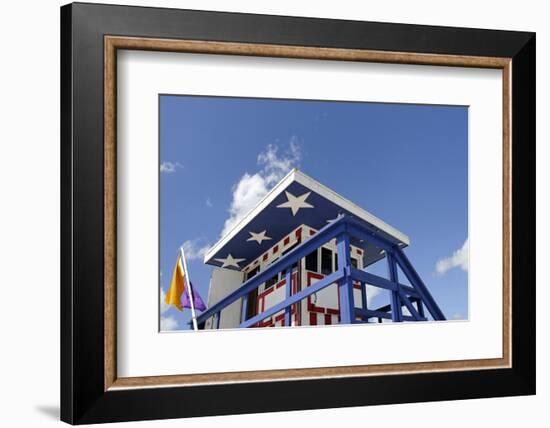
[35,405,59,420]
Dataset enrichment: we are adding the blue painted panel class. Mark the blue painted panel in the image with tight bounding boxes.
[207,181,403,270]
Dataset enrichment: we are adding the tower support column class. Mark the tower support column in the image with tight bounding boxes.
[387,251,403,322]
[336,232,355,324]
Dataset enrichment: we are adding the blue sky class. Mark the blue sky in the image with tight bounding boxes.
[159,95,468,331]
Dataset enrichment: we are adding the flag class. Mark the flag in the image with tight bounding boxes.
[165,255,186,311]
[182,282,207,312]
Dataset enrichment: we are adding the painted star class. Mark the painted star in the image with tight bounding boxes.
[276,191,314,216]
[215,254,246,268]
[247,230,272,244]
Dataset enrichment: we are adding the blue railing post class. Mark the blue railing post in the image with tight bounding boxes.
[284,270,292,326]
[360,282,368,322]
[215,312,221,329]
[417,299,425,318]
[387,251,403,322]
[336,232,355,324]
[241,295,248,324]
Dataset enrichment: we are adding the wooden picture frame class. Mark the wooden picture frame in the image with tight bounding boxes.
[61,2,535,424]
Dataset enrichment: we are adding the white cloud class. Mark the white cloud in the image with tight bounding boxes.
[181,238,211,261]
[160,315,179,331]
[435,238,469,275]
[221,138,302,237]
[160,288,170,314]
[160,161,183,173]
[206,198,213,208]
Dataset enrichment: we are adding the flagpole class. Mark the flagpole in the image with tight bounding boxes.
[180,247,198,331]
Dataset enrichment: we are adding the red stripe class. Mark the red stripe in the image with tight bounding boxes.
[306,271,341,315]
[324,314,332,325]
[309,313,317,325]
[257,286,275,299]
[284,237,290,245]
[307,302,325,313]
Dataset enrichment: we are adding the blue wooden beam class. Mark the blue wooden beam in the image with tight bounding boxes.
[351,267,397,291]
[347,220,396,252]
[387,252,403,322]
[284,269,292,326]
[240,295,248,324]
[417,299,425,318]
[398,290,424,321]
[360,281,368,322]
[355,307,392,320]
[355,308,419,322]
[400,284,420,298]
[240,269,344,328]
[336,232,355,324]
[350,267,419,297]
[393,248,446,321]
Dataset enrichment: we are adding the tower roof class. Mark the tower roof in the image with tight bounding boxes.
[204,169,409,270]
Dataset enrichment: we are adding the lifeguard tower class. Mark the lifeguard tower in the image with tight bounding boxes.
[196,169,445,329]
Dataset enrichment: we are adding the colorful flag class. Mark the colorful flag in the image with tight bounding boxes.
[165,255,186,311]
[182,282,207,312]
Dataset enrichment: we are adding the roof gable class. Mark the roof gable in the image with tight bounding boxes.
[204,169,409,269]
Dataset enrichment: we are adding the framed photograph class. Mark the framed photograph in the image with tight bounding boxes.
[60,2,535,424]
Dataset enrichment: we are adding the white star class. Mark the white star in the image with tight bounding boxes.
[276,191,314,216]
[215,254,246,268]
[247,230,272,244]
